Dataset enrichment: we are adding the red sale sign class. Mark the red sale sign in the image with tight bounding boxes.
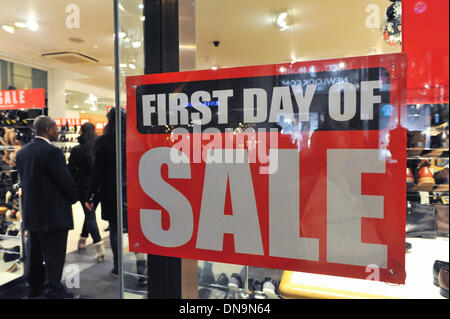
[0,88,45,109]
[126,54,407,284]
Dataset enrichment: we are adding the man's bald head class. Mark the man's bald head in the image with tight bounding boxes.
[33,116,59,141]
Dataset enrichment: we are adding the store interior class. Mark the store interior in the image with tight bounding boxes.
[0,0,448,299]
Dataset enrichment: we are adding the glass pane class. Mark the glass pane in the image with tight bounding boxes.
[12,64,31,79]
[123,0,448,300]
[116,0,146,299]
[193,0,402,300]
[12,75,32,90]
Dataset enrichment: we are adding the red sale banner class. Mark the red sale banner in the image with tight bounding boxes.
[55,118,82,127]
[0,88,45,109]
[126,54,407,284]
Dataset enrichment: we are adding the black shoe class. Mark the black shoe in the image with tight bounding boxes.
[406,202,437,238]
[110,268,118,278]
[433,260,449,287]
[198,263,215,285]
[216,273,229,287]
[405,242,412,251]
[228,273,243,290]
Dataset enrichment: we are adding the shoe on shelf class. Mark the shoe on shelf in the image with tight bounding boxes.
[438,267,449,299]
[216,273,229,287]
[6,261,18,273]
[416,160,435,188]
[77,236,87,252]
[198,262,215,286]
[228,273,243,290]
[433,260,449,287]
[434,168,449,192]
[406,202,437,239]
[435,204,449,237]
[262,277,279,299]
[405,242,412,252]
[407,130,426,156]
[93,240,106,263]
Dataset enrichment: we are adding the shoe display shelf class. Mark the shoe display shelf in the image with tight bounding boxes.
[278,237,448,299]
[405,103,449,298]
[197,262,282,299]
[53,130,80,163]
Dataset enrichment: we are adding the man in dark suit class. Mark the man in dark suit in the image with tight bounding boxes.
[16,115,79,299]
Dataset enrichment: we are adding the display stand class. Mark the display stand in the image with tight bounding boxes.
[279,237,448,299]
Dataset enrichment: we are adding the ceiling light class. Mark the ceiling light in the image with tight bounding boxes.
[140,16,145,22]
[89,94,97,103]
[119,32,126,38]
[119,3,125,11]
[90,106,97,111]
[14,22,26,28]
[138,4,144,9]
[120,63,127,68]
[132,41,141,48]
[93,44,99,49]
[2,25,15,34]
[275,11,292,31]
[128,64,136,70]
[26,17,39,31]
[73,104,79,109]
[211,66,218,70]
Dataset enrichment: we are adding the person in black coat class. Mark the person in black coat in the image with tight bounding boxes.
[68,122,105,262]
[16,115,79,299]
[86,108,127,277]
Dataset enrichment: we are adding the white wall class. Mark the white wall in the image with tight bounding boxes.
[47,68,115,119]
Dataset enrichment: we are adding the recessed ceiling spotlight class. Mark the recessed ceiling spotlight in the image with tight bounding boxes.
[140,16,145,22]
[119,32,126,38]
[14,22,26,28]
[275,10,292,31]
[69,37,84,43]
[132,41,141,48]
[138,4,144,9]
[26,17,39,31]
[73,104,79,109]
[128,64,136,70]
[2,25,15,34]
